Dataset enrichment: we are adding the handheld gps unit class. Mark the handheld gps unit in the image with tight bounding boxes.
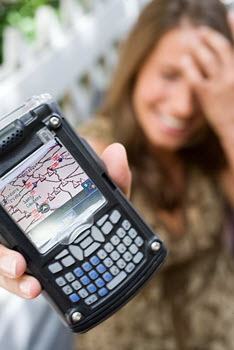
[0,94,167,333]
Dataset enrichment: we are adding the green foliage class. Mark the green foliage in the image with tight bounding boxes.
[0,0,60,64]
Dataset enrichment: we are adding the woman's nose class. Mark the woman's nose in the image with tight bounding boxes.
[170,85,194,119]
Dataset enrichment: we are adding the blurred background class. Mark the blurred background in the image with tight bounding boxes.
[0,0,152,127]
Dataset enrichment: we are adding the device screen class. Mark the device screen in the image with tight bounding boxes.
[0,138,106,252]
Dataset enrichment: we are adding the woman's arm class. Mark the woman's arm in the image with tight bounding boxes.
[181,17,234,206]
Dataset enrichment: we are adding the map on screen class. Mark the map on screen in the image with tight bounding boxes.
[0,138,101,239]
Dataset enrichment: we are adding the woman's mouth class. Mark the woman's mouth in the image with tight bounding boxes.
[158,113,188,131]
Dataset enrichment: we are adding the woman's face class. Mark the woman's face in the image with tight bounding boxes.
[132,27,206,151]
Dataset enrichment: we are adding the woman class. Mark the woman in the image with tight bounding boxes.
[76,0,234,349]
[1,0,234,349]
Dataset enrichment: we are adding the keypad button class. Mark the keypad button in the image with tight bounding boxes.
[84,242,101,257]
[98,287,108,297]
[85,294,98,305]
[104,257,114,268]
[69,245,83,261]
[55,249,69,260]
[81,276,91,286]
[110,235,120,246]
[135,236,144,247]
[116,227,126,238]
[61,256,75,267]
[104,242,114,253]
[65,272,75,282]
[55,277,66,287]
[48,262,63,274]
[97,214,109,226]
[89,270,99,280]
[74,229,90,244]
[110,210,121,224]
[123,251,132,262]
[106,271,127,290]
[122,220,131,231]
[91,226,105,242]
[117,258,127,269]
[133,252,144,264]
[129,228,138,239]
[110,265,120,276]
[110,250,120,261]
[69,293,80,303]
[95,278,105,288]
[62,285,73,295]
[80,237,93,249]
[125,262,135,273]
[103,272,113,282]
[78,288,89,298]
[90,256,100,266]
[116,228,126,239]
[117,243,127,254]
[129,244,138,255]
[74,267,84,277]
[97,249,107,260]
[82,262,92,272]
[87,283,97,293]
[96,264,106,274]
[71,280,82,290]
[101,221,113,235]
[123,236,132,247]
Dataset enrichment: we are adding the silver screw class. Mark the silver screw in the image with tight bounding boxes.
[151,241,161,252]
[71,311,82,323]
[50,116,61,128]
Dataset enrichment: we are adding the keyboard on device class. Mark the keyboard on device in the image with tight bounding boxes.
[48,209,145,306]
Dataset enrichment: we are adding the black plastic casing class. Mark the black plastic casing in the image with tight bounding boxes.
[0,100,167,333]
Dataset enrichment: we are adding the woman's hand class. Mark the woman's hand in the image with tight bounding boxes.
[101,143,132,198]
[0,244,41,298]
[0,143,131,299]
[181,21,234,141]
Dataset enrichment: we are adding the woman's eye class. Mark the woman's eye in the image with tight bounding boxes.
[161,72,179,81]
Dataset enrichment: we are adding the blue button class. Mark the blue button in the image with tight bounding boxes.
[69,293,80,302]
[81,276,91,285]
[98,288,108,297]
[90,256,100,266]
[74,267,84,277]
[82,262,92,272]
[89,270,99,280]
[95,278,105,288]
[103,272,113,282]
[96,264,106,274]
[87,283,97,293]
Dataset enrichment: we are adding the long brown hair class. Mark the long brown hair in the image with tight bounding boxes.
[100,0,233,210]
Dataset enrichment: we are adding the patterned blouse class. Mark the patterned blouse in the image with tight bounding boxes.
[75,116,234,350]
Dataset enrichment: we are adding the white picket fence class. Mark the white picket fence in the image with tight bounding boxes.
[222,0,234,7]
[0,0,149,125]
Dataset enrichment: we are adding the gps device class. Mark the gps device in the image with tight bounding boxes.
[0,94,167,333]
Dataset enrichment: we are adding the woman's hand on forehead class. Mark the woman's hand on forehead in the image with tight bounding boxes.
[180,20,234,140]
